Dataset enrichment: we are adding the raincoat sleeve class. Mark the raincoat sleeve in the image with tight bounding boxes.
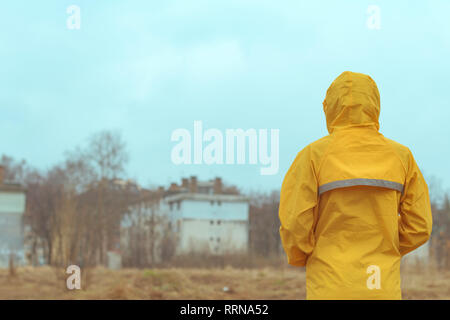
[398,149,433,256]
[279,146,318,267]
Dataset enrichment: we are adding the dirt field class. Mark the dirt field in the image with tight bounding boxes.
[0,266,449,300]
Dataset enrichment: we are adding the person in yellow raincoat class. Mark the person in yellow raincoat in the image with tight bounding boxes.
[279,71,433,300]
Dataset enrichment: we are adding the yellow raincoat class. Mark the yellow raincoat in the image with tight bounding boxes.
[279,71,432,300]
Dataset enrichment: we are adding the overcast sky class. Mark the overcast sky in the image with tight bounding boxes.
[1,0,449,195]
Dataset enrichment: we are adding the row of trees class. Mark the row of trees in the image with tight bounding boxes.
[2,130,285,268]
[429,188,450,269]
[2,131,449,269]
[2,130,135,267]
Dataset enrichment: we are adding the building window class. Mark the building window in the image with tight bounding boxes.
[169,202,173,211]
[210,237,213,241]
[210,200,214,205]
[216,237,220,242]
[217,220,221,225]
[218,201,222,206]
[210,220,214,225]
[176,201,181,210]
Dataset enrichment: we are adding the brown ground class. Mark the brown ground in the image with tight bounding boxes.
[0,266,449,300]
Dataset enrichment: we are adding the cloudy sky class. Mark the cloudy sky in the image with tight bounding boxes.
[1,0,449,194]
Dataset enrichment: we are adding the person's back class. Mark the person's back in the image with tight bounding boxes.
[279,71,432,300]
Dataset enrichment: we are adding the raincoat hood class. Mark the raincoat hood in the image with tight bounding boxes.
[323,71,381,133]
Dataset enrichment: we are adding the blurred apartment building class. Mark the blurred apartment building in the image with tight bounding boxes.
[0,166,26,267]
[120,176,249,266]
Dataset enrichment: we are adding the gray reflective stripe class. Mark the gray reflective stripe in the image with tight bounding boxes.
[318,178,404,195]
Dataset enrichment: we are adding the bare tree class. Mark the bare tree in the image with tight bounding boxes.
[23,130,133,268]
[121,193,176,267]
[430,193,450,269]
[247,190,282,258]
[0,155,34,185]
[85,130,129,181]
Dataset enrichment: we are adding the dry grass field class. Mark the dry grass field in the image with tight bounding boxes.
[0,266,449,300]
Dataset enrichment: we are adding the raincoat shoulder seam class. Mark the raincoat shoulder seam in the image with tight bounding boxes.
[315,134,337,184]
[381,136,408,177]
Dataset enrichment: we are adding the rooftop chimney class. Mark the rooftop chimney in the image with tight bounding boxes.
[181,178,189,189]
[213,177,222,194]
[0,165,4,185]
[169,183,179,191]
[189,176,198,193]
